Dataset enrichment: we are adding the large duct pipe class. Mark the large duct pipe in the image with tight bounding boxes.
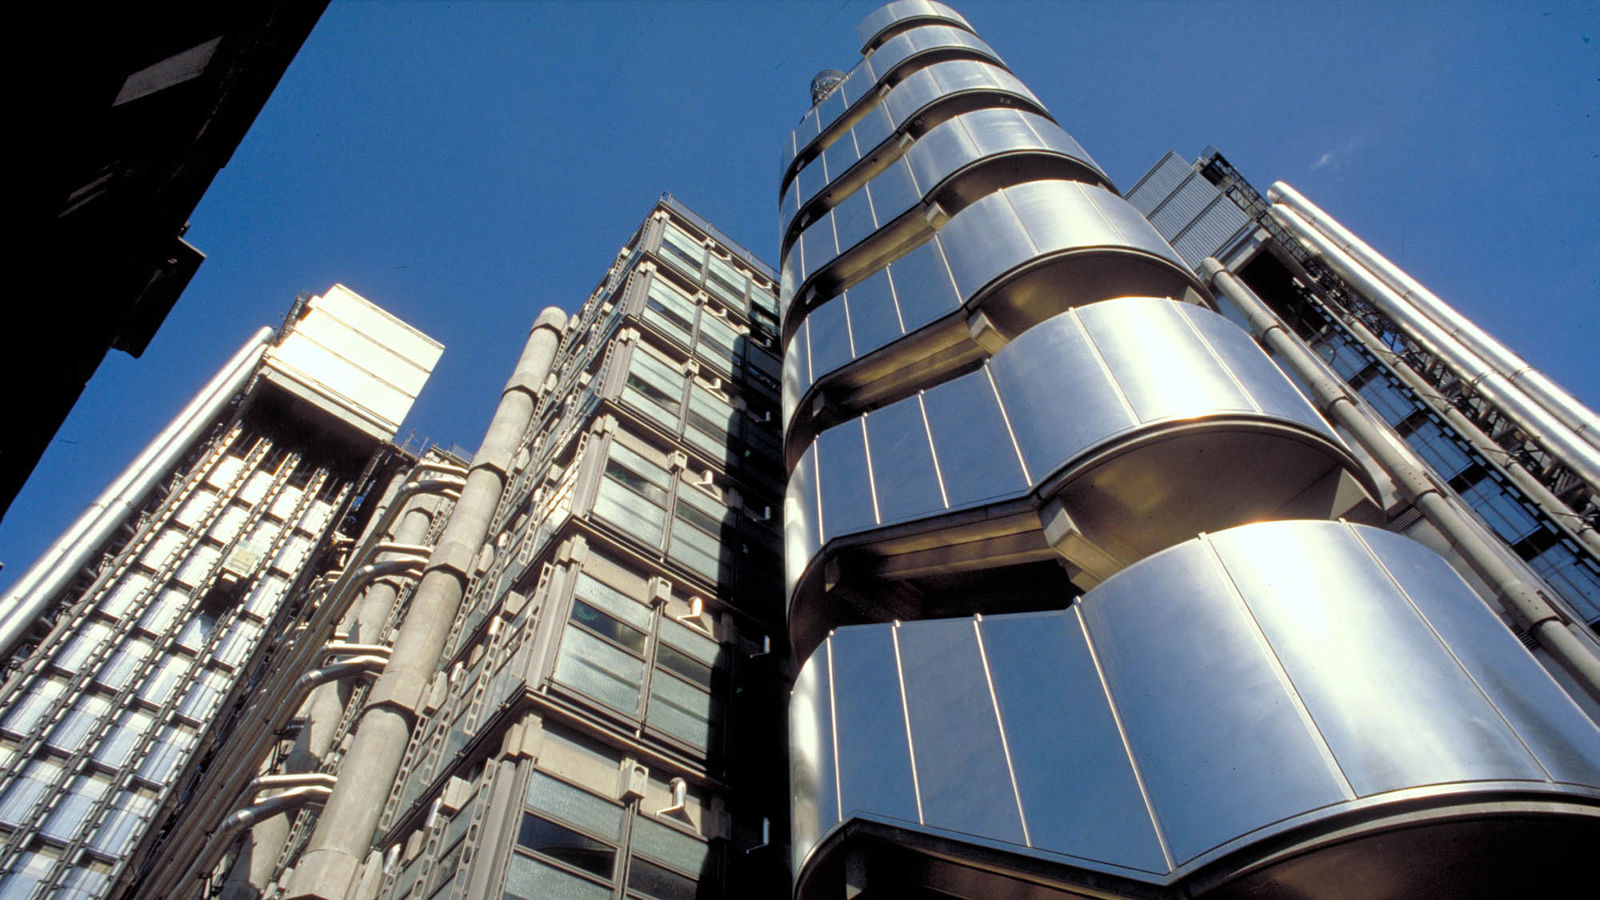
[201,784,335,900]
[1203,258,1600,702]
[285,307,567,900]
[1293,279,1600,557]
[1270,182,1600,451]
[0,328,275,659]
[1269,204,1600,491]
[136,466,463,900]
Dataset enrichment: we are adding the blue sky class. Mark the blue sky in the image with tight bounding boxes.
[2,0,1596,589]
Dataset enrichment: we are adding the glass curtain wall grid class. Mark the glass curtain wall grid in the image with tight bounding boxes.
[279,199,794,900]
[0,401,379,899]
[1126,149,1600,630]
[781,4,1600,899]
[0,285,439,900]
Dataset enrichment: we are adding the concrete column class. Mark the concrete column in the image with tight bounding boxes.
[220,492,444,899]
[286,308,566,900]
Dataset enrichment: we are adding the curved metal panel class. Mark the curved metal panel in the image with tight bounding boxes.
[782,26,1003,196]
[785,106,1106,249]
[858,0,973,51]
[979,609,1169,874]
[782,182,1202,440]
[896,617,1026,844]
[828,626,921,825]
[789,646,838,879]
[788,298,1363,632]
[792,521,1600,888]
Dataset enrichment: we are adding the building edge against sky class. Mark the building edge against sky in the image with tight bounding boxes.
[1,2,1599,899]
[0,285,440,898]
[779,2,1599,899]
[124,195,793,900]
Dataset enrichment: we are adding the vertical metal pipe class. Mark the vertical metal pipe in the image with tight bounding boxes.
[1269,181,1600,450]
[1269,204,1600,490]
[284,308,566,900]
[1203,258,1600,702]
[1301,286,1600,557]
[0,328,274,659]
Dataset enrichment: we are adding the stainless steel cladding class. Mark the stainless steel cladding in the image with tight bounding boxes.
[784,298,1377,654]
[791,520,1600,889]
[780,3,1597,898]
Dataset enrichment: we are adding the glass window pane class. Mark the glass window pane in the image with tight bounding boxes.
[631,816,710,874]
[526,773,624,839]
[658,618,720,670]
[627,857,700,900]
[571,600,647,654]
[517,814,615,878]
[573,574,652,633]
[594,479,667,548]
[647,672,716,749]
[554,626,645,713]
[504,852,612,900]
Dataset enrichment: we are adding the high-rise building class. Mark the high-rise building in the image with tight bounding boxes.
[124,196,793,900]
[0,285,441,899]
[1125,147,1600,632]
[779,2,1600,898]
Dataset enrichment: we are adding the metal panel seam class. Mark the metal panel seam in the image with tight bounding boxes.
[970,615,1031,847]
[1179,305,1263,415]
[1073,602,1175,873]
[982,366,1032,486]
[825,638,844,822]
[859,417,883,526]
[1343,524,1557,783]
[1198,534,1358,800]
[915,394,951,510]
[889,622,927,824]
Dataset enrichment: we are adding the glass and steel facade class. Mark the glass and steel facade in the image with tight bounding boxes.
[1127,148,1600,630]
[165,198,792,900]
[0,287,440,899]
[782,4,1600,898]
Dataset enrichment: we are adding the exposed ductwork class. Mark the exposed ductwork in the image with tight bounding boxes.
[1203,257,1600,703]
[1269,181,1600,452]
[1268,203,1600,491]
